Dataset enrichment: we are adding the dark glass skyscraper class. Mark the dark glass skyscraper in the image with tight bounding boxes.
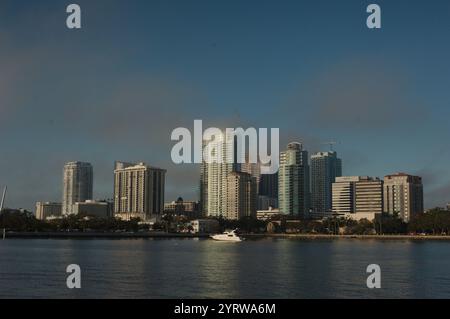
[278,142,310,218]
[311,151,342,213]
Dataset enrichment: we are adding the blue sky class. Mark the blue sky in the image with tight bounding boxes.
[1,0,450,210]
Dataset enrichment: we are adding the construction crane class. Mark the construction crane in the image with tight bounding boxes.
[322,141,339,152]
[0,186,7,212]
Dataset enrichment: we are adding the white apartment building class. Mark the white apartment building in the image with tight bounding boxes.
[384,173,423,222]
[114,162,166,221]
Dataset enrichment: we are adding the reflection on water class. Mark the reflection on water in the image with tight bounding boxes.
[1,238,450,298]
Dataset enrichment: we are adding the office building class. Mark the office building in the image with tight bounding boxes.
[62,162,93,215]
[35,202,62,220]
[258,172,278,209]
[278,142,310,217]
[114,162,166,221]
[259,172,278,198]
[355,177,383,217]
[384,173,424,222]
[332,176,358,215]
[332,176,383,221]
[73,200,113,218]
[311,151,342,213]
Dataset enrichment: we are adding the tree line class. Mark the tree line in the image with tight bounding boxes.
[1,208,450,235]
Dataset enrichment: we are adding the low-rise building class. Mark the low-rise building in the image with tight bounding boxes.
[332,176,383,221]
[73,200,113,218]
[344,212,378,221]
[35,202,62,220]
[191,219,220,234]
[164,197,199,218]
[256,207,281,221]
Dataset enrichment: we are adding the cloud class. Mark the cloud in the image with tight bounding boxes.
[282,58,427,131]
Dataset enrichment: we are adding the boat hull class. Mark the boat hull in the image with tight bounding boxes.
[210,235,243,242]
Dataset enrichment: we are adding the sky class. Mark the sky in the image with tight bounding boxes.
[1,0,450,210]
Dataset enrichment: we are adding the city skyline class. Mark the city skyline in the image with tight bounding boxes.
[0,139,446,212]
[1,0,450,210]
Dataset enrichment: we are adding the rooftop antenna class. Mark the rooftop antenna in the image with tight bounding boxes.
[322,141,339,152]
[0,186,7,212]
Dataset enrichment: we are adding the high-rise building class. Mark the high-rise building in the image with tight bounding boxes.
[36,202,62,220]
[311,151,342,214]
[278,142,310,217]
[201,131,236,218]
[62,161,93,215]
[332,176,358,215]
[355,177,383,216]
[114,162,166,221]
[225,171,257,220]
[383,173,424,222]
[241,161,261,194]
[258,172,278,210]
[332,176,383,220]
[259,172,278,199]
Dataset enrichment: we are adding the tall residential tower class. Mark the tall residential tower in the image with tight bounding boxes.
[278,142,310,217]
[114,162,166,221]
[383,173,423,222]
[201,131,236,217]
[225,171,257,220]
[62,161,93,215]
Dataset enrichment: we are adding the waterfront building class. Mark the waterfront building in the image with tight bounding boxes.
[355,177,383,216]
[332,176,358,215]
[332,176,383,221]
[225,171,257,220]
[164,197,200,218]
[73,200,113,218]
[114,162,166,221]
[311,151,342,214]
[256,206,281,221]
[201,131,236,217]
[278,142,310,217]
[383,173,424,222]
[35,202,62,220]
[62,162,93,215]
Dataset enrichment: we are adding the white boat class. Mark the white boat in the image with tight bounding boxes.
[210,229,243,242]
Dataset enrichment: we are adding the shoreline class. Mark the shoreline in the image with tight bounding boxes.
[244,234,450,240]
[3,232,450,240]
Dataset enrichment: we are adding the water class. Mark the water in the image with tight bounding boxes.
[1,238,450,299]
